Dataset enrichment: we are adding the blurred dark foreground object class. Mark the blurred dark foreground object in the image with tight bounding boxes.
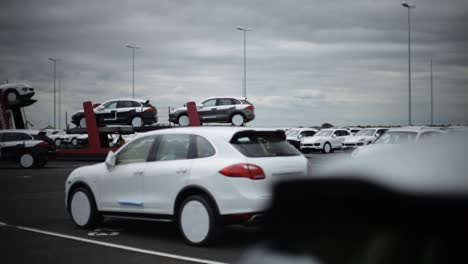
[240,134,468,264]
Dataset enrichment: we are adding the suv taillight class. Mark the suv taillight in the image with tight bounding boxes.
[219,163,265,180]
[35,141,49,148]
[145,107,156,113]
[245,105,254,110]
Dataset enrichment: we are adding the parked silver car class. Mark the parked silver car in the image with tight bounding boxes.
[169,97,255,126]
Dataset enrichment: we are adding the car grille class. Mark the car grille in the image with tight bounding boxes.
[314,143,320,146]
[344,143,356,147]
[357,142,364,146]
[302,144,313,147]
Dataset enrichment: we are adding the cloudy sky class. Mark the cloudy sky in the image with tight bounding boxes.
[1,0,467,128]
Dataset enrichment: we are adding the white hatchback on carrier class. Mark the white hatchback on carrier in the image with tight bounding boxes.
[65,127,308,245]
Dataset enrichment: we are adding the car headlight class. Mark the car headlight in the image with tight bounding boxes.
[358,138,366,142]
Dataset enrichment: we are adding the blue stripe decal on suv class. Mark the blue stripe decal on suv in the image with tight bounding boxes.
[118,200,143,206]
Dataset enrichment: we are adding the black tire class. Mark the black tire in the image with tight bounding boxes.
[71,138,78,146]
[177,195,220,246]
[5,89,20,105]
[68,187,100,228]
[323,143,332,154]
[19,152,36,169]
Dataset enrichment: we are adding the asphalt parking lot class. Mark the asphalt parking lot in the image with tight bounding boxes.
[0,152,348,264]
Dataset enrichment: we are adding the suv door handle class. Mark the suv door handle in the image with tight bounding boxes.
[176,168,187,174]
[133,170,144,176]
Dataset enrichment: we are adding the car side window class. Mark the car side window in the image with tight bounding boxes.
[202,99,217,107]
[155,134,191,161]
[419,132,440,141]
[333,131,340,137]
[377,129,387,136]
[118,101,133,108]
[231,99,241,105]
[103,101,118,109]
[342,130,350,136]
[195,135,215,158]
[131,101,141,107]
[216,99,232,106]
[305,131,316,137]
[3,133,31,142]
[116,136,156,165]
[18,133,33,141]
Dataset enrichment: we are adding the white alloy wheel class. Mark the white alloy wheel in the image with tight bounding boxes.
[231,114,245,126]
[180,200,210,244]
[324,143,331,154]
[55,139,61,146]
[19,153,34,168]
[71,138,78,146]
[79,117,87,128]
[131,116,143,127]
[70,191,91,227]
[178,115,190,127]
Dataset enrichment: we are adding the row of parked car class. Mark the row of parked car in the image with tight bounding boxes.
[71,96,256,128]
[285,126,447,154]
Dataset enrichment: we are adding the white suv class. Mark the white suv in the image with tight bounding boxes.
[342,128,388,151]
[300,129,352,153]
[65,127,307,245]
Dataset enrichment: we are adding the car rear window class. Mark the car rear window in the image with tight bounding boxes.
[241,99,253,105]
[230,131,300,157]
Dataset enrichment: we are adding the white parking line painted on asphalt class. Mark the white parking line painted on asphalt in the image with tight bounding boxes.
[16,226,229,264]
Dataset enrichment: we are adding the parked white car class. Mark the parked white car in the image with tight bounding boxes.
[300,129,352,153]
[65,127,308,245]
[57,133,82,146]
[44,129,68,145]
[342,127,388,151]
[285,128,318,149]
[352,127,444,158]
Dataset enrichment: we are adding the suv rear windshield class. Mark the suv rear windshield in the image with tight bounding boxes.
[231,131,300,157]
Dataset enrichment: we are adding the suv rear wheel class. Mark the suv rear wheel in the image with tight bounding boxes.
[131,116,143,127]
[231,113,245,126]
[19,152,35,168]
[177,195,219,246]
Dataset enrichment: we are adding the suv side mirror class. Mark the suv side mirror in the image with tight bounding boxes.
[96,106,104,111]
[105,151,116,168]
[196,104,203,108]
[376,133,381,138]
[332,134,337,138]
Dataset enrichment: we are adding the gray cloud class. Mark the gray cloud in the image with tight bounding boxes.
[1,0,467,128]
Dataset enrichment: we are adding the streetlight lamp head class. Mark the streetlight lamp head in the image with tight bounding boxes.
[402,2,415,8]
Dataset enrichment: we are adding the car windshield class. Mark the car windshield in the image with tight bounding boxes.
[374,131,417,144]
[231,131,301,157]
[285,130,300,137]
[315,131,332,137]
[355,129,376,137]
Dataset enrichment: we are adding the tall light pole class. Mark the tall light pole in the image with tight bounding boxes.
[126,44,140,98]
[48,58,59,128]
[236,26,251,98]
[402,2,415,126]
[58,77,61,129]
[430,59,433,125]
